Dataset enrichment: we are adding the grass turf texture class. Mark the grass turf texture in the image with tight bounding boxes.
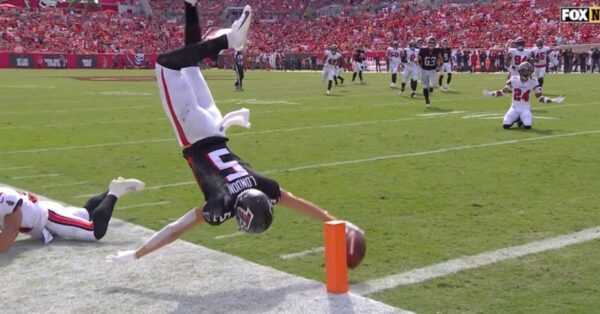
[1,69,599,312]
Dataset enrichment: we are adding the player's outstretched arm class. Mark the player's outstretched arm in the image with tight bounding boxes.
[278,188,336,222]
[0,206,22,253]
[106,206,205,263]
[536,92,564,104]
[483,84,512,97]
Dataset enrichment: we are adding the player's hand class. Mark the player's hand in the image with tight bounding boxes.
[106,250,137,263]
[345,221,365,235]
[482,89,493,97]
[551,96,565,103]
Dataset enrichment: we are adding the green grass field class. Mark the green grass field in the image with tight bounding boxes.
[1,68,599,313]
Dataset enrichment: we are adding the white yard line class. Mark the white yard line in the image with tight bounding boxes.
[101,129,600,192]
[0,118,165,130]
[42,181,89,188]
[263,130,600,174]
[0,165,34,171]
[11,173,62,180]
[117,201,171,210]
[3,105,153,115]
[214,231,244,240]
[416,111,466,117]
[1,115,457,156]
[352,226,600,296]
[280,247,325,260]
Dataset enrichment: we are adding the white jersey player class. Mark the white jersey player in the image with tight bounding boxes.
[530,38,551,87]
[0,178,143,252]
[322,45,342,95]
[387,41,402,88]
[506,37,531,77]
[483,62,564,129]
[400,41,420,97]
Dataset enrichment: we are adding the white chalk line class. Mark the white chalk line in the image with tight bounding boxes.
[262,130,600,174]
[94,129,600,194]
[280,247,324,260]
[416,111,466,117]
[0,165,34,171]
[0,118,165,130]
[3,105,153,115]
[11,173,62,180]
[117,201,171,210]
[42,181,89,188]
[1,114,459,156]
[214,231,244,240]
[351,226,600,296]
[0,84,56,89]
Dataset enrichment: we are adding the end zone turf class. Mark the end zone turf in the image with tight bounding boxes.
[0,184,407,314]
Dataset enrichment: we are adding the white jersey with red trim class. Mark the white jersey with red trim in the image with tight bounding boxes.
[506,76,541,110]
[387,47,402,64]
[404,47,420,67]
[324,50,341,68]
[0,187,48,238]
[530,46,551,67]
[507,48,531,67]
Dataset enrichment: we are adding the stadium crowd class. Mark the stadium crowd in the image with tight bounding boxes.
[1,0,599,58]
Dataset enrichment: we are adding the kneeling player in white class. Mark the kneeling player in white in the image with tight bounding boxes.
[387,41,402,88]
[483,62,564,129]
[0,178,144,252]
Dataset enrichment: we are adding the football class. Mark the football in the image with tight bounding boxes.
[346,225,366,269]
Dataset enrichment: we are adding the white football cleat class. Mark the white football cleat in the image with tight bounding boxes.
[227,5,253,51]
[109,177,145,198]
[326,90,331,95]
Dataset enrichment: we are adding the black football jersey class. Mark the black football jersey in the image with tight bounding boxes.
[419,48,441,70]
[183,137,281,225]
[441,47,452,63]
[354,49,365,62]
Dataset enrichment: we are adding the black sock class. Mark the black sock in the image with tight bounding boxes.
[334,76,338,85]
[401,82,406,91]
[447,73,452,84]
[439,75,443,86]
[91,195,118,240]
[423,88,430,103]
[338,76,344,83]
[538,77,544,87]
[328,80,332,91]
[359,71,363,81]
[184,3,201,46]
[157,35,228,70]
[392,73,397,83]
[410,79,417,91]
[83,191,108,217]
[352,72,357,81]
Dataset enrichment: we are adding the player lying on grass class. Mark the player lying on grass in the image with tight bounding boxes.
[106,3,363,263]
[0,178,144,253]
[483,62,564,129]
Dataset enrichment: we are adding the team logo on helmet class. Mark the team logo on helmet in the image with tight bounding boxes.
[234,189,273,234]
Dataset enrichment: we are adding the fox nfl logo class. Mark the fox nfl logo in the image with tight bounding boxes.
[560,7,600,23]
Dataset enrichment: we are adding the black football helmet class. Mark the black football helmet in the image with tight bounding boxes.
[234,189,273,234]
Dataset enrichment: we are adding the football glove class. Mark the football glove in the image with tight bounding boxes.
[482,89,493,97]
[551,96,565,103]
[106,250,137,263]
